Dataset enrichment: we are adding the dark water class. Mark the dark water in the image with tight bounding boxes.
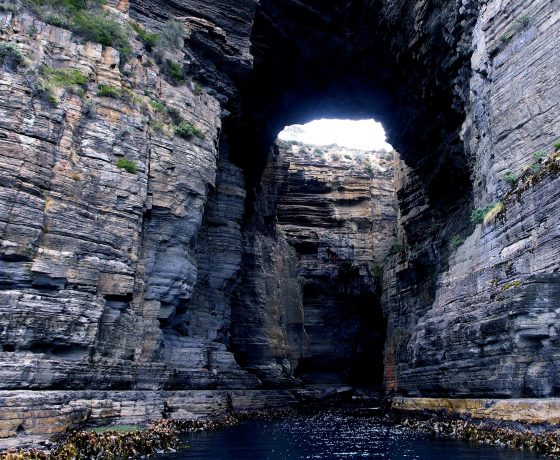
[159,413,545,460]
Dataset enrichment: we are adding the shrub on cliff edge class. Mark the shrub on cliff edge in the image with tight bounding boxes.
[72,11,132,63]
[0,2,19,13]
[24,0,132,64]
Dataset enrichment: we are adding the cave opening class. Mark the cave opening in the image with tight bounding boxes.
[225,0,475,393]
[272,119,395,388]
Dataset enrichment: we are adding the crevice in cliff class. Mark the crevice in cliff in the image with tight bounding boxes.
[128,0,478,395]
[222,0,478,393]
[228,127,399,389]
[0,0,494,409]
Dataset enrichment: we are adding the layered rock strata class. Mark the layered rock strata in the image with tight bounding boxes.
[0,389,295,447]
[0,0,559,448]
[274,142,397,385]
[384,0,560,398]
[0,8,257,399]
[392,397,560,425]
[229,142,398,386]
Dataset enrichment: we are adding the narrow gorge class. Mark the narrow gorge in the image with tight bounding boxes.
[0,0,559,453]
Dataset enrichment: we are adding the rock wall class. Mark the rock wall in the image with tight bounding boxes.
[0,8,257,397]
[392,397,560,425]
[130,0,257,104]
[0,389,295,447]
[228,145,308,386]
[274,142,397,385]
[384,0,560,398]
[0,0,559,447]
[229,141,398,387]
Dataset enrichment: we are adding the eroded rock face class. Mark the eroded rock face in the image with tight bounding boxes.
[0,0,477,404]
[274,142,397,385]
[228,145,309,387]
[0,0,559,446]
[0,389,295,443]
[0,10,257,395]
[130,0,257,104]
[384,0,560,398]
[229,142,398,387]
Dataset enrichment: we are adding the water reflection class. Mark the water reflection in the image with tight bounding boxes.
[160,412,545,460]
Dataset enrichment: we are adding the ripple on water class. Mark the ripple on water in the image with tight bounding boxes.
[158,413,547,460]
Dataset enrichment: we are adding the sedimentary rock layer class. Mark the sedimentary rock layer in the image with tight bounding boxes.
[0,10,257,394]
[392,397,560,425]
[384,0,560,398]
[0,389,295,448]
[228,141,398,386]
[0,0,559,447]
[274,142,397,385]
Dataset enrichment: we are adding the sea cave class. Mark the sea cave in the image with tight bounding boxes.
[0,0,559,457]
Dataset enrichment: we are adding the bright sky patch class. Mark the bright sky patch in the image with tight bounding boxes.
[278,119,393,151]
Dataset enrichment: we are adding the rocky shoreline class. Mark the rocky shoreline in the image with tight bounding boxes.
[4,404,560,459]
[390,410,560,458]
[0,410,295,459]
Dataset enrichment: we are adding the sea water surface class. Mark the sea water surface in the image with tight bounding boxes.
[159,412,545,460]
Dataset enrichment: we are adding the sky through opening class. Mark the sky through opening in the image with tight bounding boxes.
[278,119,393,151]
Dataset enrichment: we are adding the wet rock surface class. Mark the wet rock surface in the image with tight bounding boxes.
[393,397,560,426]
[0,389,296,449]
[391,410,560,458]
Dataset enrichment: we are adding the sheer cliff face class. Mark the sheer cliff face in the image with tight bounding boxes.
[0,9,257,392]
[0,0,559,429]
[274,143,396,386]
[230,142,398,386]
[385,0,560,398]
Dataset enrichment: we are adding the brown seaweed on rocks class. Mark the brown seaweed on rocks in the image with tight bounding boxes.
[391,411,560,458]
[0,419,180,460]
[0,409,297,459]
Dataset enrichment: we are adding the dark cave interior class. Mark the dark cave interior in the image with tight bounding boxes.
[130,0,479,389]
[223,0,476,387]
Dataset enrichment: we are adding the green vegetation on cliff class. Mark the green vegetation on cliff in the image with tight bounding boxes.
[0,42,24,70]
[116,158,138,174]
[130,22,159,51]
[175,121,205,139]
[24,0,132,63]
